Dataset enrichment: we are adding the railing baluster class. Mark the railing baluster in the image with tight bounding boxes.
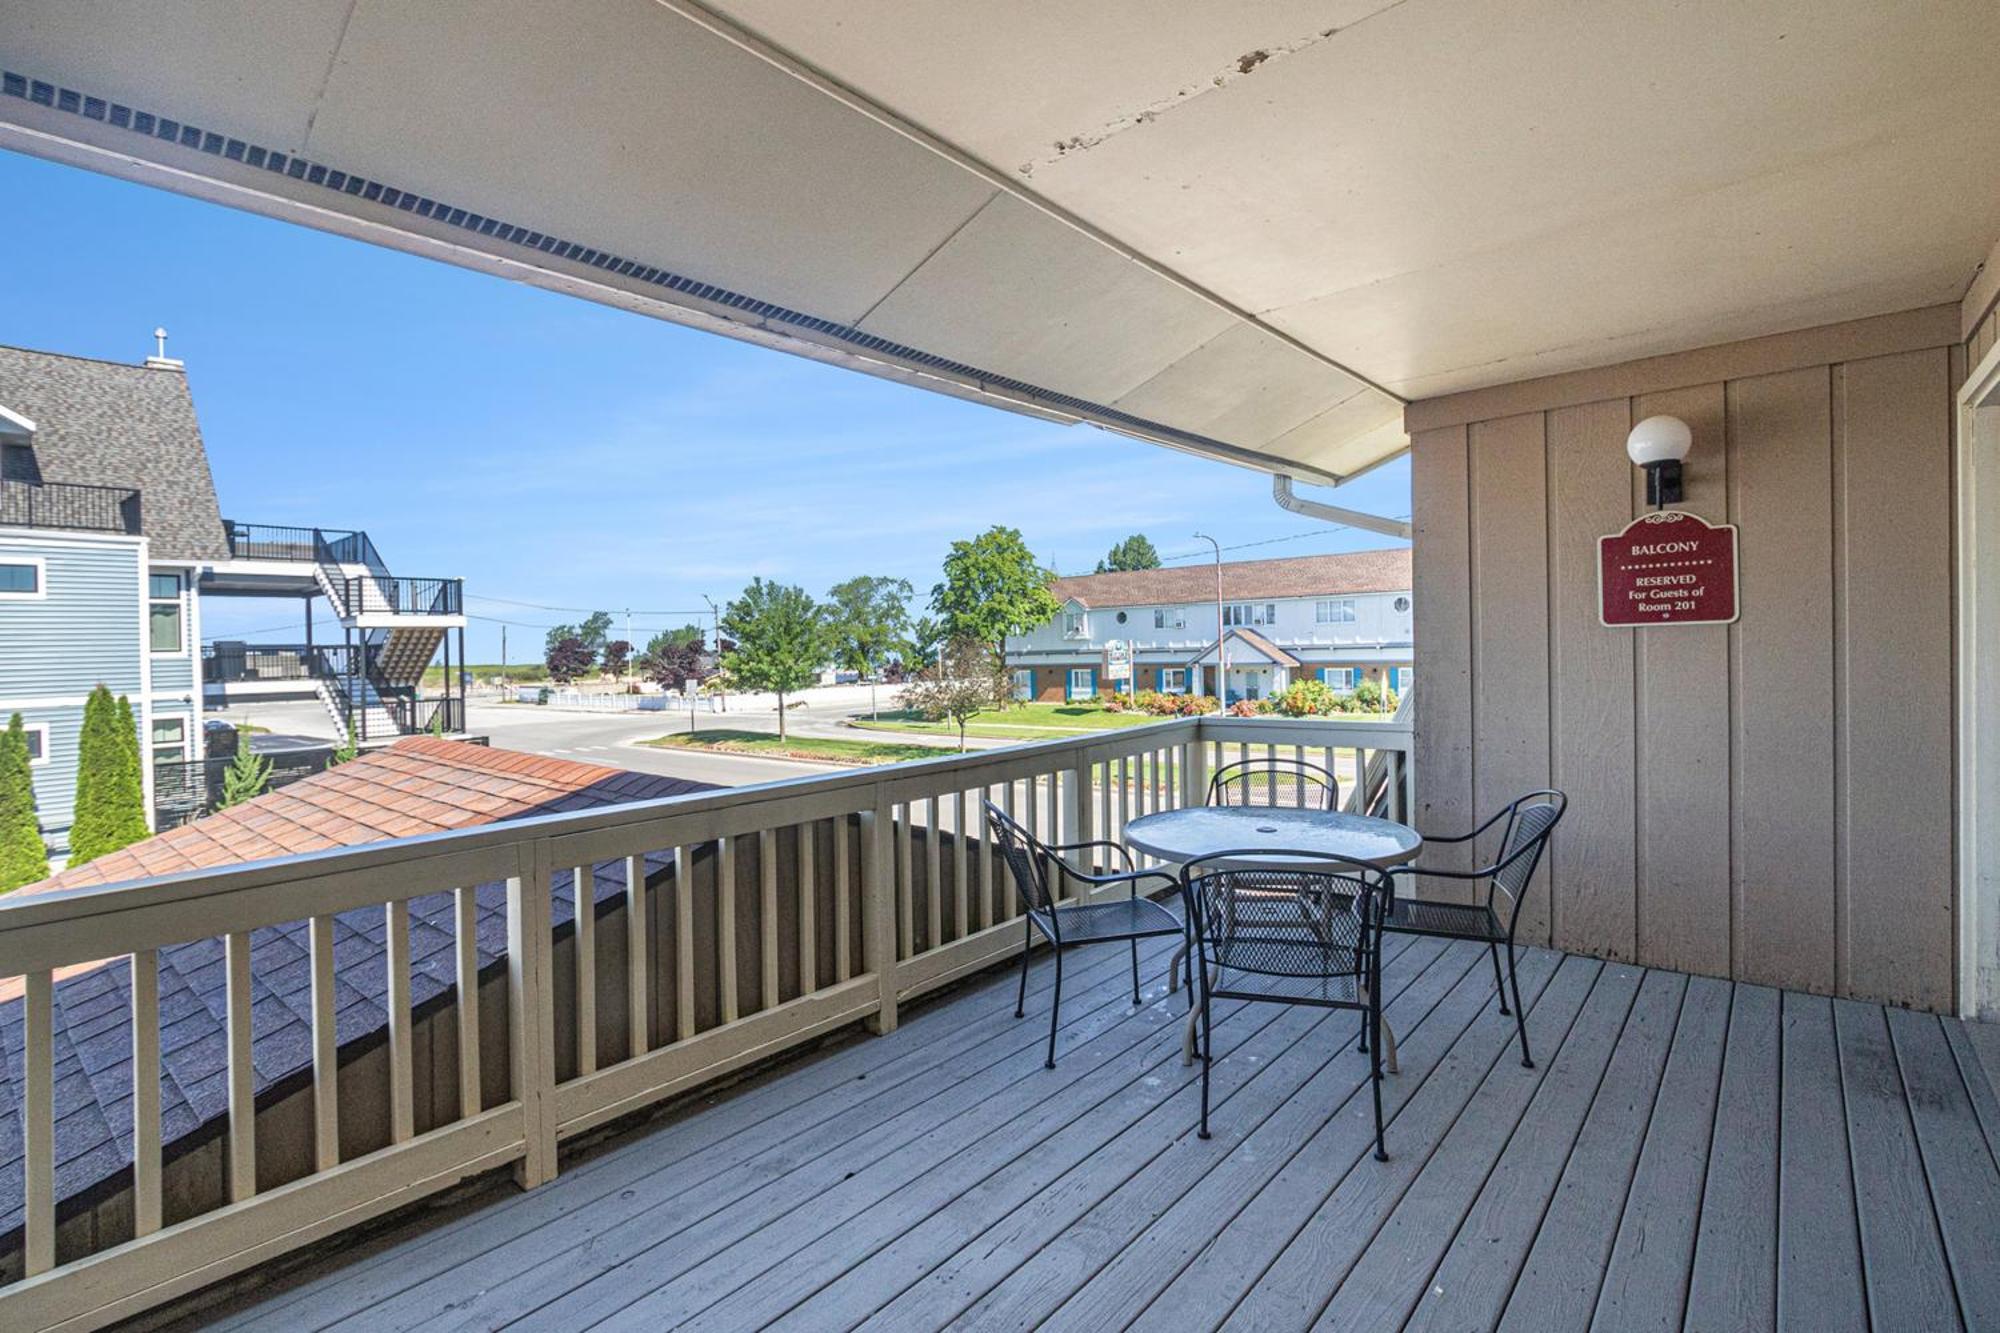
[862,797,897,1034]
[924,796,942,953]
[225,931,256,1202]
[833,820,852,983]
[386,899,414,1142]
[309,915,339,1169]
[506,841,557,1189]
[953,790,969,941]
[24,969,54,1275]
[571,864,596,1076]
[999,781,1018,919]
[673,846,695,1041]
[978,785,994,932]
[131,948,162,1237]
[627,853,649,1058]
[896,803,914,960]
[454,886,481,1116]
[760,829,780,1010]
[798,822,817,994]
[1097,759,1113,848]
[717,838,739,1023]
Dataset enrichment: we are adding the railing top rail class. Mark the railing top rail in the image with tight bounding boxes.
[0,713,1406,973]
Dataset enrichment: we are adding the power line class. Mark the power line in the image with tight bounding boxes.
[467,593,709,616]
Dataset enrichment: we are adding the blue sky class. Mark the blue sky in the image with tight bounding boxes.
[0,149,1409,661]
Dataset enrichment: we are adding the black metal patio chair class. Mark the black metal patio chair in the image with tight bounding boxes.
[1207,755,1340,810]
[985,801,1190,1069]
[1381,790,1567,1069]
[1180,850,1396,1160]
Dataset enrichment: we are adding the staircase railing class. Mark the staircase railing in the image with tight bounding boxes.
[343,575,463,616]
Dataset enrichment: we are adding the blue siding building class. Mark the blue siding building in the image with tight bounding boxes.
[0,344,226,860]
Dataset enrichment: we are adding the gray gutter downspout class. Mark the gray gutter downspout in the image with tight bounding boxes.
[1272,475,1413,541]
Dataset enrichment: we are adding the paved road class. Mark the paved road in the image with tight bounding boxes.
[212,686,1001,789]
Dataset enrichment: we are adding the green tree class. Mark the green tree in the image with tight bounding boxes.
[719,579,828,740]
[1095,533,1162,573]
[217,740,272,808]
[929,526,1062,659]
[904,616,945,671]
[0,713,49,891]
[69,685,148,867]
[827,575,912,720]
[577,610,614,657]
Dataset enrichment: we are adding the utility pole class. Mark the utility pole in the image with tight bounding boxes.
[622,607,632,684]
[500,624,507,685]
[703,594,726,713]
[1194,533,1225,712]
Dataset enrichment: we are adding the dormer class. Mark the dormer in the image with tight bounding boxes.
[0,402,38,483]
[1059,597,1090,640]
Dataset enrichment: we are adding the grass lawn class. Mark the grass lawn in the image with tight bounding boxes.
[852,702,1164,741]
[640,729,949,766]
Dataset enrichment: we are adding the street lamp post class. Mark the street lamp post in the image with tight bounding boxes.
[1193,532,1225,713]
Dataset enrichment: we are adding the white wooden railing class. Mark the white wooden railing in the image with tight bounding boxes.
[0,714,1410,1330]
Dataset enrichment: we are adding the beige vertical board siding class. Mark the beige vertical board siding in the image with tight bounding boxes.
[1547,398,1637,960]
[1411,424,1476,898]
[1629,384,1733,977]
[1728,366,1837,993]
[1837,349,1955,1007]
[1469,412,1554,945]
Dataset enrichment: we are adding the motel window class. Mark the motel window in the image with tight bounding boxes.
[1315,598,1357,624]
[1067,668,1095,698]
[1062,610,1087,638]
[0,560,43,596]
[21,723,47,764]
[151,717,186,765]
[1153,607,1185,629]
[1012,669,1034,701]
[1160,668,1188,694]
[1223,603,1272,627]
[1321,667,1356,691]
[149,572,184,653]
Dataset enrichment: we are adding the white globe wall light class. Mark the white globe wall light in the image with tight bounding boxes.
[1627,414,1693,507]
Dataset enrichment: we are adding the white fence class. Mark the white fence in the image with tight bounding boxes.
[0,715,1410,1329]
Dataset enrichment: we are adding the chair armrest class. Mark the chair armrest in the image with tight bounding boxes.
[1057,864,1180,895]
[1044,838,1137,871]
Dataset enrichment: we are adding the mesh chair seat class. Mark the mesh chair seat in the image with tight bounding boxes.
[1039,896,1183,944]
[1382,896,1501,941]
[1209,936,1365,1005]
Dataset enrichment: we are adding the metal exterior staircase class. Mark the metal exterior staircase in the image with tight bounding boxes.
[216,523,466,743]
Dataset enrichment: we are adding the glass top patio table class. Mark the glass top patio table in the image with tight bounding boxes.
[1123,805,1422,869]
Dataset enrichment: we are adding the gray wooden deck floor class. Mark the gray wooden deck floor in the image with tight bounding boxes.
[187,933,2000,1332]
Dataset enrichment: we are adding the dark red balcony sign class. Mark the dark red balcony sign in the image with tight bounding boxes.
[1598,511,1739,627]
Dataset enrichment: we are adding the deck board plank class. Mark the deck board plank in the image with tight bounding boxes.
[1684,983,1780,1333]
[180,950,1992,1333]
[1385,964,1658,1333]
[1892,1010,2000,1330]
[1776,991,1867,1332]
[1268,961,1641,1331]
[765,937,1465,1333]
[1833,999,1960,1331]
[1587,974,1731,1333]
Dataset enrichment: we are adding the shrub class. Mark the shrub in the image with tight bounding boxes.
[1351,678,1398,713]
[1228,699,1260,717]
[69,685,148,867]
[0,713,49,891]
[217,741,272,809]
[1273,679,1341,718]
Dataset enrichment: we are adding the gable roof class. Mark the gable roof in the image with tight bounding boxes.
[1187,627,1301,670]
[0,343,228,561]
[1051,548,1410,609]
[0,739,714,1237]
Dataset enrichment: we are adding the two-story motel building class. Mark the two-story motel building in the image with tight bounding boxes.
[1004,548,1412,704]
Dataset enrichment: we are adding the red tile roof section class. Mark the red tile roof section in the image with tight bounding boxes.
[3,738,711,1000]
[1050,547,1411,608]
[27,737,701,895]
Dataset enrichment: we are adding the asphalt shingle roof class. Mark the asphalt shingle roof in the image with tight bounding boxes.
[0,343,228,562]
[1051,547,1412,609]
[0,740,713,1236]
